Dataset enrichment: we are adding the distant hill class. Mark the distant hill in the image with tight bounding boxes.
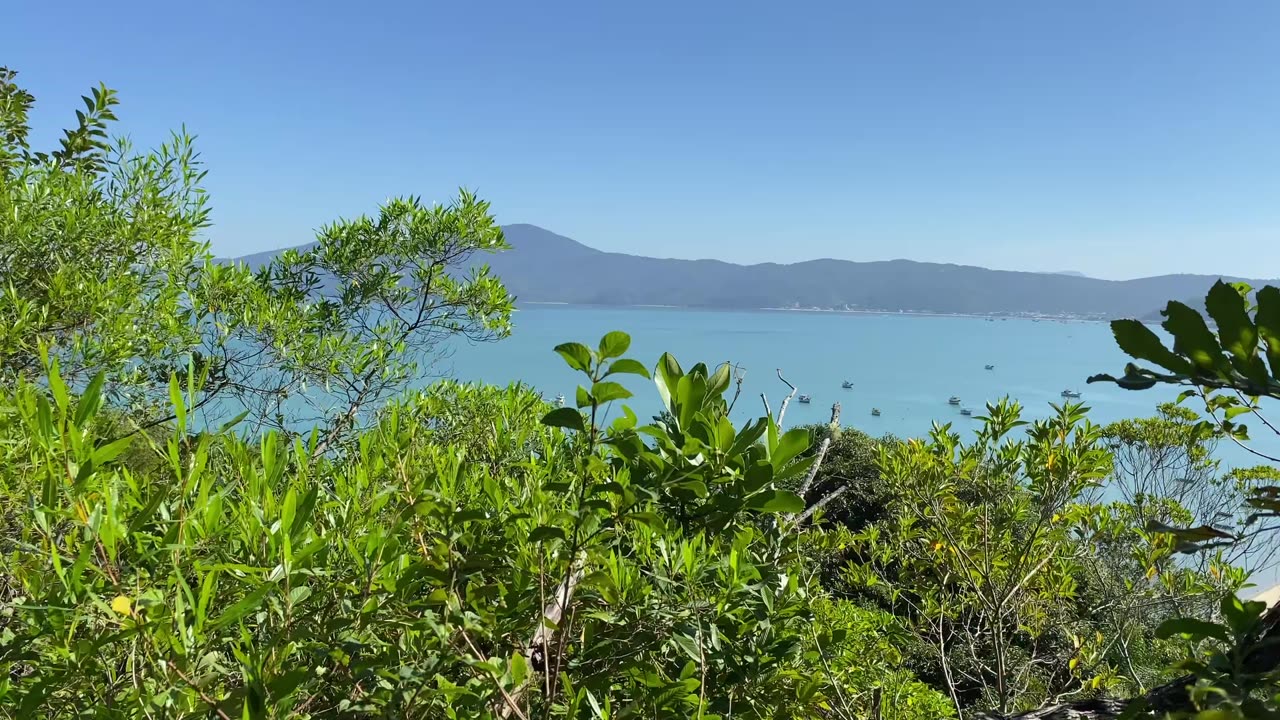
[225,223,1277,320]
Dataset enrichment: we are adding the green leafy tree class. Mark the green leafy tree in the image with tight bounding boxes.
[0,68,513,450]
[1084,279,1280,718]
[852,400,1112,716]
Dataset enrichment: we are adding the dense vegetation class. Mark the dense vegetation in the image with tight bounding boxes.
[3,69,1280,719]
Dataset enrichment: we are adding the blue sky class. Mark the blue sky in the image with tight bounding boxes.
[9,1,1280,279]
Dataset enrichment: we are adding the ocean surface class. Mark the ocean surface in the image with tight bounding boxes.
[436,305,1277,467]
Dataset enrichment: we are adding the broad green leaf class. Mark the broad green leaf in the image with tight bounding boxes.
[707,362,732,396]
[1256,286,1280,379]
[597,330,631,359]
[671,634,701,662]
[529,526,567,543]
[554,342,593,373]
[770,428,809,469]
[1221,594,1266,635]
[591,381,632,404]
[541,407,585,433]
[1206,280,1265,380]
[746,490,805,514]
[603,358,650,379]
[654,352,684,416]
[1161,301,1228,374]
[1154,617,1231,643]
[1109,320,1192,375]
[576,386,593,409]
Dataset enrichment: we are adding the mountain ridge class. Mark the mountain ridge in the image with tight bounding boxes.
[225,223,1277,320]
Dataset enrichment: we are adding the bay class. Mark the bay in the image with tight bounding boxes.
[438,305,1278,468]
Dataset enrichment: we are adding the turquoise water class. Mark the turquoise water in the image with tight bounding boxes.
[439,305,1277,467]
[212,303,1274,468]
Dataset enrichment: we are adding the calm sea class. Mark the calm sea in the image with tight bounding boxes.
[433,305,1280,467]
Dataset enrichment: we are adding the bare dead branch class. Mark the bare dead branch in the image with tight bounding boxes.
[501,555,586,718]
[775,368,797,426]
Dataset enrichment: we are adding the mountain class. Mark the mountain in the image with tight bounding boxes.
[225,223,1276,320]
[1051,270,1089,278]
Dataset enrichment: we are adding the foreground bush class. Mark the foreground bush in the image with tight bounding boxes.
[0,335,954,718]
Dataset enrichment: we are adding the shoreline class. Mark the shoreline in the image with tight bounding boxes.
[518,301,1110,323]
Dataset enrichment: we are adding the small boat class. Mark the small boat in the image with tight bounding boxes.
[798,394,812,404]
[1061,389,1082,399]
[841,380,853,389]
[948,396,961,405]
[871,408,881,417]
[554,393,566,407]
[960,408,973,416]
[984,364,995,370]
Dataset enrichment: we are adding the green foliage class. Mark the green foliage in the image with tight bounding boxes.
[0,68,513,450]
[853,400,1113,715]
[0,331,900,718]
[1095,280,1280,717]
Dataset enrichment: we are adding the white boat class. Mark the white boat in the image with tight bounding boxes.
[798,394,812,404]
[871,408,881,416]
[1061,389,1081,399]
[554,393,565,407]
[960,408,973,416]
[841,380,853,389]
[948,396,961,405]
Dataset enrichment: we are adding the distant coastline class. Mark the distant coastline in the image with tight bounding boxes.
[518,300,1107,323]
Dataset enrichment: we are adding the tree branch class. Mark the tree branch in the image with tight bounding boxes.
[775,368,797,426]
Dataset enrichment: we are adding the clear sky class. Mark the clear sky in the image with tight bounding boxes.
[9,1,1280,279]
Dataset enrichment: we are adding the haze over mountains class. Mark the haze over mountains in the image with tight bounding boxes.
[229,224,1275,320]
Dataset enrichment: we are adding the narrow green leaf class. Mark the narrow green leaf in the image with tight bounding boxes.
[48,360,69,413]
[73,372,106,427]
[217,409,251,435]
[210,585,272,630]
[728,418,768,459]
[169,375,186,433]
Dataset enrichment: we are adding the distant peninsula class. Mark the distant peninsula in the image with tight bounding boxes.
[228,224,1276,321]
